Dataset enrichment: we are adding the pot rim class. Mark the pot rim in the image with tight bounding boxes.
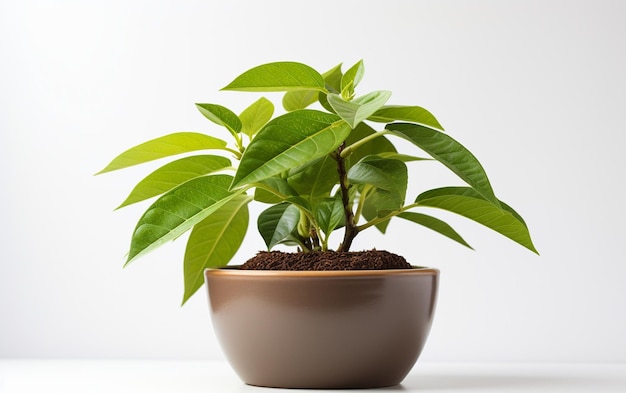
[205,266,439,277]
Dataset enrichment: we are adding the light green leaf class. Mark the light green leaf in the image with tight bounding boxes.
[96,132,228,174]
[117,155,231,209]
[341,60,365,99]
[361,189,397,234]
[386,122,499,206]
[327,90,392,129]
[222,62,326,92]
[240,97,274,138]
[369,106,444,131]
[314,197,344,236]
[254,177,298,204]
[126,175,246,264]
[231,110,352,189]
[414,187,538,254]
[182,195,251,304]
[348,156,407,204]
[287,155,338,201]
[282,90,319,112]
[344,122,397,169]
[397,212,472,249]
[376,152,431,162]
[257,203,301,249]
[195,103,242,134]
[282,63,344,111]
[323,63,343,93]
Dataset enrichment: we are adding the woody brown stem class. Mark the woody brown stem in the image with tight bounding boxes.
[334,143,359,252]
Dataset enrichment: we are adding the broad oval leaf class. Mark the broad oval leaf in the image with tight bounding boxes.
[397,212,472,249]
[222,62,326,92]
[182,195,251,304]
[126,175,245,264]
[196,103,242,134]
[414,187,538,254]
[369,105,444,131]
[361,188,397,234]
[254,177,298,204]
[240,97,274,138]
[327,90,392,129]
[117,155,232,209]
[257,203,301,249]
[386,122,499,206]
[314,197,344,236]
[348,156,408,204]
[96,132,228,174]
[231,110,352,189]
[282,90,319,112]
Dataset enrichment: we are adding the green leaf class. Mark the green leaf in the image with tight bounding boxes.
[414,187,538,254]
[369,105,444,131]
[96,132,229,174]
[254,177,298,204]
[323,63,343,93]
[344,122,397,169]
[195,103,242,134]
[314,197,344,236]
[239,97,274,138]
[397,212,472,249]
[386,122,499,206]
[327,90,392,129]
[182,195,251,304]
[282,90,319,112]
[126,175,246,264]
[222,62,326,92]
[282,63,344,111]
[348,156,408,204]
[117,155,231,209]
[341,59,365,99]
[231,110,352,189]
[287,155,338,201]
[361,189,397,234]
[257,203,301,249]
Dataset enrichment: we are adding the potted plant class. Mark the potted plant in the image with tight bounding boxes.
[97,60,538,388]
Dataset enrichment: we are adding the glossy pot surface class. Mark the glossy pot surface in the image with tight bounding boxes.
[205,267,439,389]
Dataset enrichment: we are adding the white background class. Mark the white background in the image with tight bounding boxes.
[1,0,625,363]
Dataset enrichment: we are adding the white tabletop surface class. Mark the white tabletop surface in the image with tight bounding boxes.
[1,360,625,392]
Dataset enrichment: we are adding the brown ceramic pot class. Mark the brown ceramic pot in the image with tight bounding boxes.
[204,266,439,389]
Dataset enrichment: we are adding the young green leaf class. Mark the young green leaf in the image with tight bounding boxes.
[314,197,345,236]
[287,155,339,201]
[96,132,228,174]
[126,175,246,264]
[117,155,231,209]
[341,60,365,99]
[239,97,274,138]
[369,105,444,131]
[254,177,298,204]
[182,195,251,304]
[397,212,472,249]
[195,103,242,134]
[222,62,326,92]
[386,122,499,206]
[348,156,408,204]
[231,110,351,189]
[282,63,344,111]
[414,187,538,254]
[257,203,301,249]
[327,90,392,129]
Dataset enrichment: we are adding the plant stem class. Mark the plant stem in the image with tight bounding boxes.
[340,130,389,159]
[334,143,359,252]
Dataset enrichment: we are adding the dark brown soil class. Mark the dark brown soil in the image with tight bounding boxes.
[240,249,411,271]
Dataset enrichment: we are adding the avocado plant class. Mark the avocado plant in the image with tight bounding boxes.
[97,60,538,304]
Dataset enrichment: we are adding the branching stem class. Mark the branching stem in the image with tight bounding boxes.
[334,143,359,252]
